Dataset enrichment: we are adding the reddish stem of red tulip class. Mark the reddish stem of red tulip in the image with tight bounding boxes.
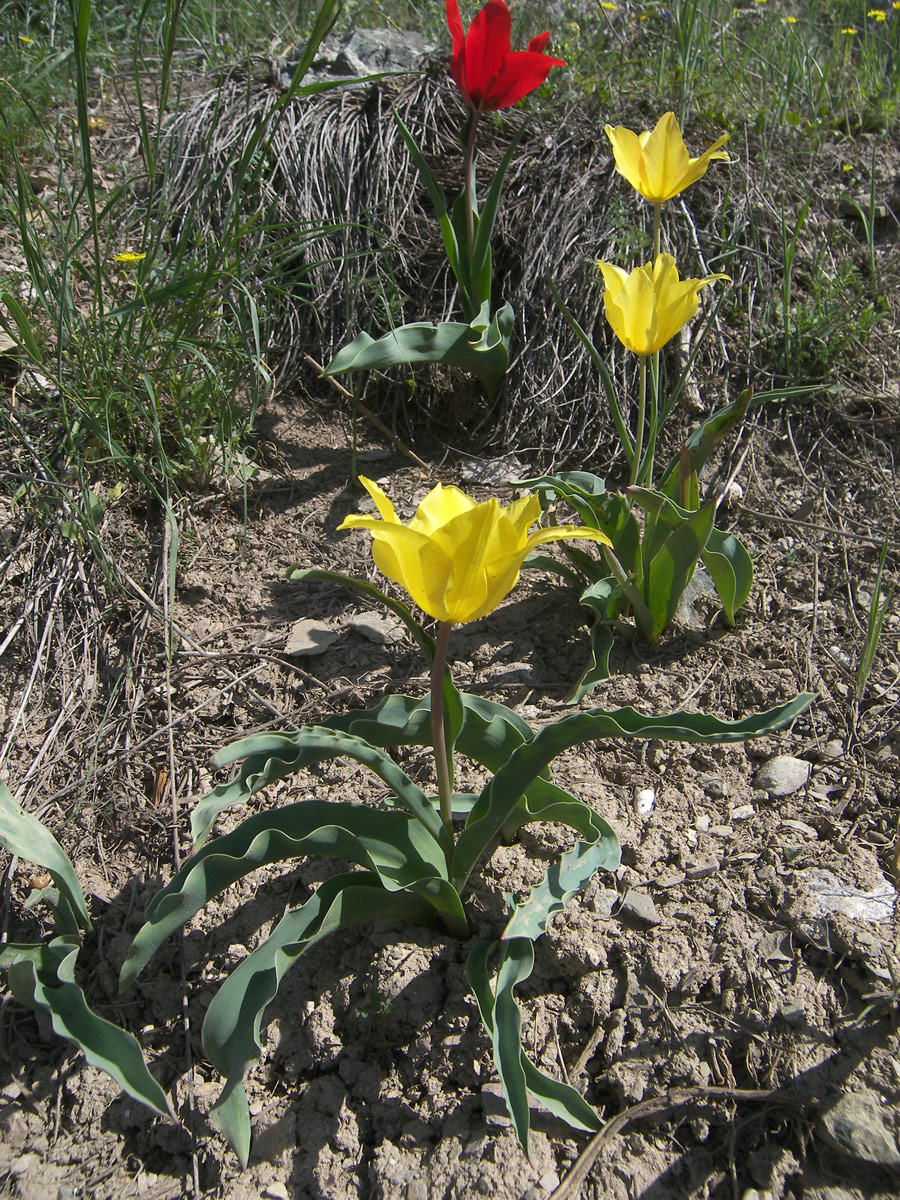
[430,620,455,843]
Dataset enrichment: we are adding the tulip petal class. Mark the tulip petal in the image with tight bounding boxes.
[604,125,648,197]
[465,0,512,106]
[640,112,690,203]
[527,525,612,550]
[432,500,517,622]
[355,475,399,524]
[411,483,477,536]
[345,516,455,622]
[483,48,566,109]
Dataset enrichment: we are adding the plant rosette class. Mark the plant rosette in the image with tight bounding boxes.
[119,478,812,1166]
[326,0,566,395]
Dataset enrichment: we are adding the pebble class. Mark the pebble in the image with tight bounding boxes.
[755,755,812,797]
[780,819,818,840]
[708,825,734,839]
[284,618,339,656]
[731,804,755,821]
[695,814,711,832]
[406,1184,428,1200]
[821,738,844,760]
[698,773,729,799]
[348,610,405,645]
[590,888,618,918]
[619,891,661,927]
[634,787,655,815]
[800,867,896,923]
[818,1088,900,1166]
[261,1185,290,1200]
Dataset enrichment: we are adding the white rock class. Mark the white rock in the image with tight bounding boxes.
[634,787,655,816]
[284,619,340,656]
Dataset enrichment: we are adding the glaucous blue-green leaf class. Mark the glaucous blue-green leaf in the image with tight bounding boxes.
[452,695,814,891]
[0,937,172,1118]
[502,840,618,942]
[702,528,754,625]
[641,501,717,640]
[466,938,601,1155]
[121,800,448,988]
[193,725,444,850]
[658,389,752,497]
[204,873,439,1165]
[0,783,91,931]
[324,300,514,394]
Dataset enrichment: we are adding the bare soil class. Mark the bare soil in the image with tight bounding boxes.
[2,380,900,1200]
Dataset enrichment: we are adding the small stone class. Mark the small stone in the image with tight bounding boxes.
[821,739,844,760]
[476,1177,492,1196]
[780,819,818,840]
[590,888,618,918]
[619,891,661,927]
[284,619,339,656]
[406,1183,428,1200]
[654,870,686,888]
[819,1088,900,1166]
[778,1003,805,1025]
[539,1171,561,1192]
[261,1185,290,1200]
[481,1082,510,1128]
[634,787,655,815]
[685,859,720,880]
[731,805,755,821]
[800,867,896,923]
[741,1191,774,1200]
[698,773,728,799]
[755,755,812,797]
[708,825,734,839]
[695,814,711,832]
[348,609,404,645]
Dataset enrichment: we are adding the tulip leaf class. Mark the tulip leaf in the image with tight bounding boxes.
[391,110,462,295]
[466,937,601,1157]
[324,301,514,394]
[193,725,445,850]
[452,695,814,891]
[121,799,449,988]
[502,838,619,943]
[287,567,434,662]
[204,873,441,1166]
[0,937,172,1119]
[641,501,718,640]
[659,389,753,497]
[471,119,530,290]
[702,528,754,625]
[0,782,92,932]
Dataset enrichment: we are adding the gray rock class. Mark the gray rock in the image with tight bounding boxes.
[800,867,896,923]
[818,1088,900,1166]
[674,566,717,630]
[284,618,339,656]
[698,773,729,799]
[619,891,661,927]
[348,609,405,645]
[755,755,812,797]
[590,888,618,918]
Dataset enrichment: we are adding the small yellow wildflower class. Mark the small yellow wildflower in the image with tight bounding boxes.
[894,2,900,11]
[841,25,856,33]
[600,1,618,9]
[867,7,887,19]
[18,35,34,43]
[843,164,855,172]
[781,15,798,24]
[112,251,147,264]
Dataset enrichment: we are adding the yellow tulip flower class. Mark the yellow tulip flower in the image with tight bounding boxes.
[604,112,730,204]
[598,254,728,357]
[339,477,611,624]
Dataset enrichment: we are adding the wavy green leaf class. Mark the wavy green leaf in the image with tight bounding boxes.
[658,389,752,497]
[502,840,618,942]
[0,937,172,1118]
[453,695,814,891]
[121,800,448,988]
[204,873,439,1165]
[194,724,444,850]
[0,783,91,931]
[324,301,514,394]
[641,501,717,640]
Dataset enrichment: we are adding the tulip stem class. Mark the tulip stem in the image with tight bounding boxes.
[630,357,648,487]
[464,112,482,283]
[430,620,455,843]
[652,202,661,260]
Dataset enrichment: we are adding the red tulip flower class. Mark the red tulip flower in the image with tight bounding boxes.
[446,0,566,112]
